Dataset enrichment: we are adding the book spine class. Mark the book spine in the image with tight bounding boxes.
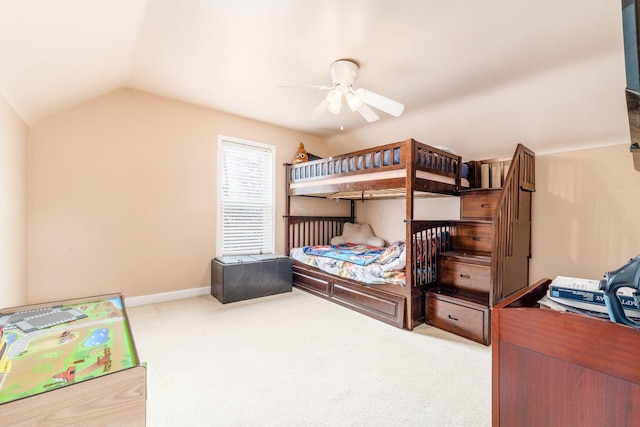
[549,286,640,311]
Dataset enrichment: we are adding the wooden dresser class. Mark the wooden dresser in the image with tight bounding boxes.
[492,279,640,426]
[425,147,535,345]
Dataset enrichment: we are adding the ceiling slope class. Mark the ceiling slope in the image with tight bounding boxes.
[0,0,630,156]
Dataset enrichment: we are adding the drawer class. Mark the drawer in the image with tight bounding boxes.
[332,283,402,322]
[460,190,501,219]
[292,265,331,297]
[439,258,491,293]
[426,293,489,344]
[451,222,494,254]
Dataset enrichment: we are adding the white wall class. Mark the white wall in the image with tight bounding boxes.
[0,92,29,307]
[353,197,460,245]
[531,144,640,281]
[27,89,340,303]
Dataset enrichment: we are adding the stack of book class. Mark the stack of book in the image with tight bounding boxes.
[538,276,640,319]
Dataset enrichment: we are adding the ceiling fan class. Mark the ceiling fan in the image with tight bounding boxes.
[291,59,405,122]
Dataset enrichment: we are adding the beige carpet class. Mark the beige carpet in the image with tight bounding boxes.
[127,289,491,426]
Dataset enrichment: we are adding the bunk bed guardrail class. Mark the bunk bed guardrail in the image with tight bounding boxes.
[408,220,452,288]
[284,216,354,255]
[287,139,461,184]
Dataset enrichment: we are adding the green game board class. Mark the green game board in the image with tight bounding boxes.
[0,295,138,404]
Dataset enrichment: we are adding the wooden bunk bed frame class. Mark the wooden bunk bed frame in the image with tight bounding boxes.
[284,138,534,332]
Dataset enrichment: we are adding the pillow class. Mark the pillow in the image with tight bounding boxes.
[330,222,385,247]
[379,241,406,271]
[377,240,405,264]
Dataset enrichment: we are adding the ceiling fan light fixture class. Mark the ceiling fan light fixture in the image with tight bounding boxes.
[346,91,363,112]
[326,88,343,114]
[327,101,342,114]
[285,59,404,121]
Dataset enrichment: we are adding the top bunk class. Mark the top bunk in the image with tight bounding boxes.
[286,138,470,200]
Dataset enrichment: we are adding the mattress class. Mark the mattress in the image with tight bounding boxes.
[290,243,406,286]
[289,169,470,192]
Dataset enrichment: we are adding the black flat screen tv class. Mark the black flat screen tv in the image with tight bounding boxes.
[622,0,640,147]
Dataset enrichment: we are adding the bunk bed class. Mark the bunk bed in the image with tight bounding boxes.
[284,138,535,333]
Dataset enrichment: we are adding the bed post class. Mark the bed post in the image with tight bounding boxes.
[405,138,416,330]
[284,162,291,256]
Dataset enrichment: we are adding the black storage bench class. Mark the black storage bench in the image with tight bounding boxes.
[211,254,292,303]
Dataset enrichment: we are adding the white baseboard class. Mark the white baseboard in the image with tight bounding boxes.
[125,286,210,307]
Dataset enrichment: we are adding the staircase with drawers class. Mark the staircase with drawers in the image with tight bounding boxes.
[425,144,536,345]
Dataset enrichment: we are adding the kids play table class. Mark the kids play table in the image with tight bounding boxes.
[0,294,146,426]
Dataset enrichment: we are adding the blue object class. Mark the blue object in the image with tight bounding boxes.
[83,328,110,347]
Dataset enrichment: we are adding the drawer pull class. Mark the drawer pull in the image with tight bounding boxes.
[472,236,482,241]
[460,274,471,279]
[448,314,459,321]
[481,203,491,208]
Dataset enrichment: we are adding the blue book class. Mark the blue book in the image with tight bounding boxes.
[548,276,640,317]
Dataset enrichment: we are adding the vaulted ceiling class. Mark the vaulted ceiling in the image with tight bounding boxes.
[0,0,631,158]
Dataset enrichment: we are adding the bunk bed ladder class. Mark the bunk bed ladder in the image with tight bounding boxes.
[491,144,536,304]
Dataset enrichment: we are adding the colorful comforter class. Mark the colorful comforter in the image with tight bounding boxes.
[302,243,385,266]
[290,241,406,286]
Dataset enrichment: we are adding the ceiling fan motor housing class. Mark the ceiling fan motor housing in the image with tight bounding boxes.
[330,60,359,87]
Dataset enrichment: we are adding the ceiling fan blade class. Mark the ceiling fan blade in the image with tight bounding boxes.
[309,98,328,119]
[356,103,380,122]
[279,84,334,90]
[359,89,405,117]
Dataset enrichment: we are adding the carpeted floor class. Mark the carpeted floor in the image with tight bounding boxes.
[127,288,491,426]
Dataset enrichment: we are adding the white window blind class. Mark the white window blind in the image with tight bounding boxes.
[218,136,275,256]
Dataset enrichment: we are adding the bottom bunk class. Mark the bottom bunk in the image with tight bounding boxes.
[286,216,450,329]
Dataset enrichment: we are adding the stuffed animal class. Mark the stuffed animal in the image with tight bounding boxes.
[330,223,385,247]
[293,142,308,164]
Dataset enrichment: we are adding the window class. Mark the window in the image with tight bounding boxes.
[217,136,275,256]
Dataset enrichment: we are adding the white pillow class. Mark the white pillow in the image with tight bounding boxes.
[377,240,405,264]
[330,222,385,247]
[380,242,406,271]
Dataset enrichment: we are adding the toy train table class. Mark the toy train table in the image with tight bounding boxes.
[0,294,146,426]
